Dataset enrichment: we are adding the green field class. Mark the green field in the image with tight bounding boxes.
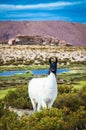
[0,66,86,99]
[0,88,16,99]
[73,81,86,90]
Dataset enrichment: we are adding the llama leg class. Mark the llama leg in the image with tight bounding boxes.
[37,103,41,111]
[48,101,54,108]
[42,100,47,109]
[31,98,37,112]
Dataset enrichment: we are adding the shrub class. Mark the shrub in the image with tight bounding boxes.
[27,108,65,130]
[21,107,86,130]
[67,106,86,130]
[58,85,73,94]
[0,100,4,118]
[53,93,80,111]
[77,87,86,108]
[0,110,28,130]
[0,107,86,130]
[4,86,32,109]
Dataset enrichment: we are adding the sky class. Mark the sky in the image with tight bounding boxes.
[0,0,86,23]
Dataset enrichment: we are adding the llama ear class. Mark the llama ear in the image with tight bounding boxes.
[49,58,52,63]
[55,57,58,63]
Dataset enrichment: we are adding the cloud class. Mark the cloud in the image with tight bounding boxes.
[0,1,82,10]
[0,1,85,23]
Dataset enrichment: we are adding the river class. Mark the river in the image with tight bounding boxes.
[0,69,69,77]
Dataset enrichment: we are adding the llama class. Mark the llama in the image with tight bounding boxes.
[28,58,58,112]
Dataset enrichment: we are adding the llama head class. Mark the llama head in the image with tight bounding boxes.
[48,57,58,75]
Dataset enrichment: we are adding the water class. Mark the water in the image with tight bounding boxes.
[0,69,69,77]
[0,70,26,77]
[31,69,69,75]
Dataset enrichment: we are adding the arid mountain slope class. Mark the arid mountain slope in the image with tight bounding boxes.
[0,21,86,46]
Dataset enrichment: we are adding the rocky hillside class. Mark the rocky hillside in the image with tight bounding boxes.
[0,21,86,46]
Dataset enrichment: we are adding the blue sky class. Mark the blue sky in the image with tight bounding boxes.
[0,0,86,23]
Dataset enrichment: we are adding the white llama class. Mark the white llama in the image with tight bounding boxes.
[28,58,58,112]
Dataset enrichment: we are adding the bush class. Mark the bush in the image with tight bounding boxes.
[66,106,86,130]
[58,85,73,94]
[27,108,65,130]
[4,86,32,109]
[77,87,86,108]
[21,107,86,130]
[1,81,85,129]
[53,93,80,111]
[0,100,4,118]
[0,110,28,130]
[0,107,86,130]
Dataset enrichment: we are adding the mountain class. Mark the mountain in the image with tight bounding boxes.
[0,21,86,46]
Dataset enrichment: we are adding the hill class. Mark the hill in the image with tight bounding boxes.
[0,21,86,46]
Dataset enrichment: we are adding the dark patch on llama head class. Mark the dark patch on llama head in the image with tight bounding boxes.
[48,57,58,75]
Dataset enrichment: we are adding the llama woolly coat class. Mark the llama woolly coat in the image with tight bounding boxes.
[28,72,57,111]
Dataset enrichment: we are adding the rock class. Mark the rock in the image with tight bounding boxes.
[58,40,67,46]
[8,38,15,45]
[58,79,66,84]
[8,35,68,46]
[9,106,34,117]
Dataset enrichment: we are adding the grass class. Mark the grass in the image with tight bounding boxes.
[58,69,86,91]
[73,81,86,90]
[0,63,86,99]
[0,72,34,89]
[0,88,16,99]
[0,65,49,72]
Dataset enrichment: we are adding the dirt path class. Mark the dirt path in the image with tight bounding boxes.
[9,106,34,117]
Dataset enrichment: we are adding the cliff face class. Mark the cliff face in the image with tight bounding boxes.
[0,21,86,46]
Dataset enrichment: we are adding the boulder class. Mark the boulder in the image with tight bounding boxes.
[58,40,67,46]
[8,38,15,45]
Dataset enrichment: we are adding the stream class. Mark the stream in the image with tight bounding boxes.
[0,69,69,77]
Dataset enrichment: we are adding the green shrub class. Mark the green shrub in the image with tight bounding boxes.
[27,108,65,130]
[66,106,86,130]
[4,86,32,109]
[0,100,4,118]
[77,87,86,108]
[53,93,80,111]
[58,85,73,94]
[22,107,86,130]
[0,107,86,130]
[0,110,28,130]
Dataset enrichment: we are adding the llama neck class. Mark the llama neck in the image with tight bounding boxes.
[48,72,56,80]
[48,70,57,75]
[46,72,57,89]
